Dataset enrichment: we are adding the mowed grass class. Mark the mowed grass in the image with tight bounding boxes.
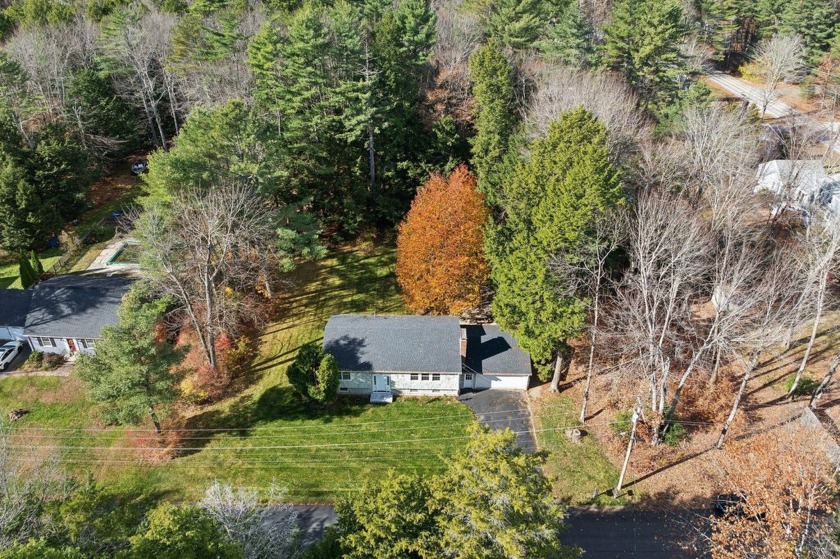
[0,248,64,289]
[0,242,474,502]
[532,394,625,505]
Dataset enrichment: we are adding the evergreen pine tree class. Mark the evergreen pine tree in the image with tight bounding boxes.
[488,108,623,376]
[18,253,36,289]
[484,0,542,49]
[601,0,688,110]
[30,249,43,275]
[780,0,838,65]
[538,2,594,67]
[469,41,514,204]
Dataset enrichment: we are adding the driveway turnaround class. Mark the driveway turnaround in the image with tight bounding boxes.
[457,390,536,451]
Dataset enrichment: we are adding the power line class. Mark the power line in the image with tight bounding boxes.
[4,406,529,433]
[2,419,722,454]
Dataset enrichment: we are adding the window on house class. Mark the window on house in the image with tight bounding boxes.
[36,337,56,347]
[80,339,96,349]
[465,373,473,380]
[432,374,440,381]
[421,373,430,381]
[340,387,349,392]
[340,372,352,381]
[410,373,419,381]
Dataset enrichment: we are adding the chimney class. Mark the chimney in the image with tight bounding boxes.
[460,327,467,361]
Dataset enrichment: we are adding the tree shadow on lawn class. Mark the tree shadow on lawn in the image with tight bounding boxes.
[174,386,369,458]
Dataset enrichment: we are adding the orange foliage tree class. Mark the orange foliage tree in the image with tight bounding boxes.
[397,165,490,314]
[708,423,838,559]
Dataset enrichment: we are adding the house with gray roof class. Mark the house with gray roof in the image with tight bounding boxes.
[0,274,133,357]
[323,315,531,401]
[0,290,32,341]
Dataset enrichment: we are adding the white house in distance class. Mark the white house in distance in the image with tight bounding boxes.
[0,275,132,357]
[322,314,532,402]
[755,159,840,218]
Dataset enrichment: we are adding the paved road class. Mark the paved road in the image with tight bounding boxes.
[291,505,699,557]
[706,72,840,155]
[457,389,536,451]
[564,509,699,558]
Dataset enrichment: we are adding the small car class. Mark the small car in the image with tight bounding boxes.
[0,341,24,371]
[130,160,148,175]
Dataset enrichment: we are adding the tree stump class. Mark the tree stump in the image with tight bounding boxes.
[8,409,27,422]
[566,428,581,443]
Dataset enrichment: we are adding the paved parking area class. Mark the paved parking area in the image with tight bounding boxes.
[457,390,536,451]
[0,342,30,374]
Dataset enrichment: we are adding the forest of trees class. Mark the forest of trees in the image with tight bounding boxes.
[5,0,840,556]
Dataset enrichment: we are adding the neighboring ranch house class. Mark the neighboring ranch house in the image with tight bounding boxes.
[0,275,133,357]
[323,314,531,401]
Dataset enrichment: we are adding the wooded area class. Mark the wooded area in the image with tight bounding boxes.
[3,0,840,556]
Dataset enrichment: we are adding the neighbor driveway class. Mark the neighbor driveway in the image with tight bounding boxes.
[457,390,536,451]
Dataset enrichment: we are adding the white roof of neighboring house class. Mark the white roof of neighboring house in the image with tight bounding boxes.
[756,160,827,197]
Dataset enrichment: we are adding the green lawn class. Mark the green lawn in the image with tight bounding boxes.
[1,242,474,502]
[532,394,626,506]
[0,247,64,289]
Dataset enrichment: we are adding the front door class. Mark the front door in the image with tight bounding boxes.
[462,372,474,390]
[67,339,77,355]
[372,374,391,392]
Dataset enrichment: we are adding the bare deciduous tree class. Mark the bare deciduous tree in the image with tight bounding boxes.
[136,182,280,371]
[786,215,840,398]
[525,63,650,163]
[200,482,300,559]
[753,34,805,117]
[717,251,803,448]
[99,7,181,148]
[606,188,710,425]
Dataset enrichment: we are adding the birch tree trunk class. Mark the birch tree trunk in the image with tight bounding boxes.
[717,354,759,449]
[788,269,828,398]
[614,407,640,496]
[809,353,840,408]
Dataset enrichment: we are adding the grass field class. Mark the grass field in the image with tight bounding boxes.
[0,248,64,289]
[532,394,626,506]
[0,242,474,502]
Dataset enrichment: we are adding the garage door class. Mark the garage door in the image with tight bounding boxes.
[475,374,529,390]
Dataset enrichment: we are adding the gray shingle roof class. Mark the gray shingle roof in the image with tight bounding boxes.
[323,314,462,374]
[464,324,532,376]
[0,290,32,328]
[24,275,133,339]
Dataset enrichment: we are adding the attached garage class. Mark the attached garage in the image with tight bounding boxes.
[0,291,32,342]
[463,324,532,392]
[474,373,530,391]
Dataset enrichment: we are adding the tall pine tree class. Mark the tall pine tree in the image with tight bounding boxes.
[469,41,514,204]
[602,0,688,111]
[488,108,623,377]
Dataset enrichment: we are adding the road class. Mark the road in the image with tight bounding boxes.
[706,72,840,155]
[291,505,701,557]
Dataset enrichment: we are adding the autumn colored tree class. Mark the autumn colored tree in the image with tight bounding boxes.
[707,424,838,559]
[396,165,490,315]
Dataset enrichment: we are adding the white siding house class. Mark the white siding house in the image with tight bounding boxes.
[21,275,132,357]
[323,315,532,401]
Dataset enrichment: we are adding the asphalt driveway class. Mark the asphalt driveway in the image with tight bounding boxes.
[457,390,536,451]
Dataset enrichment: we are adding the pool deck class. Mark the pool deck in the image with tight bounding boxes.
[87,238,141,275]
